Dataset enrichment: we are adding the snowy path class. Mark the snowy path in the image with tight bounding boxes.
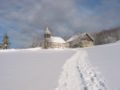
[55,50,108,90]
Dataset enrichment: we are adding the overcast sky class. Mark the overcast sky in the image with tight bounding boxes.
[0,0,120,48]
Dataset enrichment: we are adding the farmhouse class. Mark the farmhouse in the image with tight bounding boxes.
[41,27,68,49]
[67,33,94,48]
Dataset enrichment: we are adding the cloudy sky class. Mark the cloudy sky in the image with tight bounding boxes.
[0,0,120,48]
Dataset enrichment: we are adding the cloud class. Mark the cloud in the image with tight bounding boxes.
[0,0,120,48]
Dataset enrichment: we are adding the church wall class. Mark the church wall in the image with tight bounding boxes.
[48,42,68,48]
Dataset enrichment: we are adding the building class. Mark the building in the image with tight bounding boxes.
[67,33,94,48]
[41,27,68,49]
[79,33,94,47]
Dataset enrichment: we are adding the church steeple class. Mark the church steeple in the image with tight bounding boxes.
[44,27,51,38]
[43,27,51,48]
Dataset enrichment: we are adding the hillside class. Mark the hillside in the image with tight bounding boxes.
[93,27,120,45]
[0,42,120,90]
[85,42,120,90]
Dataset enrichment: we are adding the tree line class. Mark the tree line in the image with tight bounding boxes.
[93,27,120,45]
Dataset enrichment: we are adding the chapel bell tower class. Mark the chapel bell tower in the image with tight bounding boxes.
[44,27,51,38]
[44,27,51,48]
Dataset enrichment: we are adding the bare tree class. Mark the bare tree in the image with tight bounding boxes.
[31,35,40,48]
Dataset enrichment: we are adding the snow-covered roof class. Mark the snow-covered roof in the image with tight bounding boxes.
[67,33,94,42]
[67,34,80,42]
[49,36,66,43]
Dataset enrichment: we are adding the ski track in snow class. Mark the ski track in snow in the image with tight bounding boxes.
[55,50,108,90]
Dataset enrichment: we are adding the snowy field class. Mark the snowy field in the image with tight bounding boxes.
[85,43,120,90]
[0,42,120,90]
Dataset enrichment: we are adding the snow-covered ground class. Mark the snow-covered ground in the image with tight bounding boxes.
[0,42,120,90]
[0,49,75,90]
[55,50,107,90]
[85,42,120,90]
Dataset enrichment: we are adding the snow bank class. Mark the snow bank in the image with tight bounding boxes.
[55,50,108,90]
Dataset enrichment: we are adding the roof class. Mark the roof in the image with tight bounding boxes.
[67,33,94,42]
[49,36,66,43]
[82,33,94,41]
[67,34,80,42]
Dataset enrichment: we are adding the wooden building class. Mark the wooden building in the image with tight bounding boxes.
[67,33,94,48]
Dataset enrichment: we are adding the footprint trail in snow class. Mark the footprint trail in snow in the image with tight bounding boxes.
[55,50,108,90]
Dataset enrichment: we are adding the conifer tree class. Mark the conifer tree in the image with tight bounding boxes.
[2,33,9,49]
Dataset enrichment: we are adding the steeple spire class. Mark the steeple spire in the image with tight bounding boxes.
[44,27,51,38]
[45,27,51,35]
